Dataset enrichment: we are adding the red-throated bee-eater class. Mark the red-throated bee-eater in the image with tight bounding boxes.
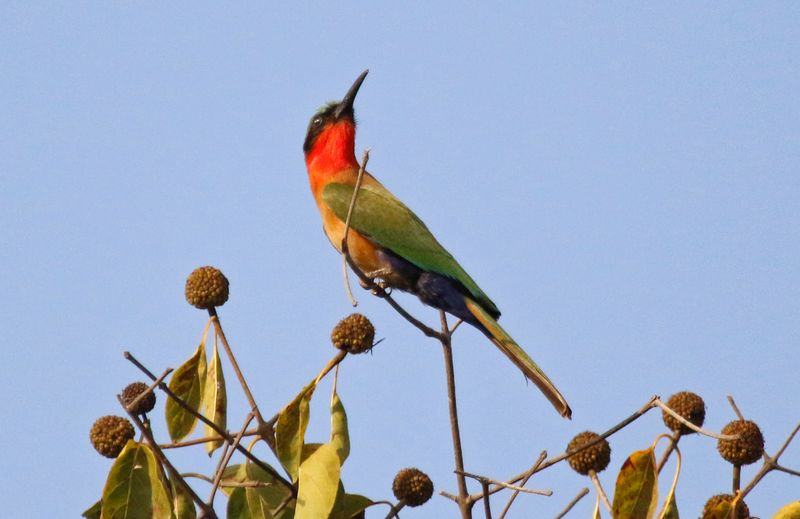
[303,70,571,418]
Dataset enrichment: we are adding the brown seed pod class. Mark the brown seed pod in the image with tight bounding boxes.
[185,266,229,309]
[566,431,611,475]
[90,415,135,458]
[392,467,434,507]
[717,419,764,466]
[121,381,156,414]
[330,313,375,354]
[701,493,750,519]
[662,391,705,435]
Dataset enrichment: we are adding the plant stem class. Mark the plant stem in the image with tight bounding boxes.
[440,312,471,518]
[208,308,265,427]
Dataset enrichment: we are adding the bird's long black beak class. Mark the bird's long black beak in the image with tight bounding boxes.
[334,69,368,119]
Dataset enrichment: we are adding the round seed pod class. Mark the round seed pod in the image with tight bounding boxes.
[701,493,750,519]
[717,419,764,466]
[121,381,156,414]
[662,391,705,435]
[185,266,229,309]
[90,415,135,458]
[392,468,433,507]
[331,313,375,354]
[566,431,611,475]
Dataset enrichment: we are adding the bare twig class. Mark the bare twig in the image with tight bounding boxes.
[589,470,611,512]
[654,398,736,440]
[159,428,260,449]
[457,470,552,497]
[726,394,746,421]
[481,479,492,519]
[475,396,659,502]
[497,451,548,518]
[384,500,405,519]
[441,312,471,519]
[553,488,590,519]
[656,430,681,474]
[340,149,370,306]
[208,412,255,506]
[208,309,265,428]
[741,421,800,498]
[123,351,295,496]
[117,395,217,519]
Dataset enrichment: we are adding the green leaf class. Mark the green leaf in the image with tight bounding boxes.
[330,487,373,519]
[330,390,350,465]
[203,339,227,455]
[169,476,197,519]
[225,462,295,519]
[101,441,172,519]
[700,499,740,519]
[295,443,341,519]
[276,384,315,481]
[81,500,101,519]
[612,446,658,519]
[659,491,679,519]
[774,501,800,519]
[166,341,207,441]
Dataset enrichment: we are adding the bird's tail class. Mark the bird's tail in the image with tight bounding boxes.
[465,298,572,419]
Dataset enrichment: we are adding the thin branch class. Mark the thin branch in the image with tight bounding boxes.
[208,309,265,427]
[656,430,681,474]
[775,464,800,477]
[123,351,295,496]
[553,488,590,519]
[457,470,552,497]
[497,451,548,518]
[159,429,260,449]
[741,421,800,498]
[117,395,217,519]
[726,394,746,421]
[340,149,370,306]
[384,500,405,519]
[475,396,659,502]
[589,470,611,512]
[654,398,736,440]
[441,312,471,519]
[481,479,492,519]
[208,412,255,506]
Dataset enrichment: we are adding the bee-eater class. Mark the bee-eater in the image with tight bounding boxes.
[303,70,571,418]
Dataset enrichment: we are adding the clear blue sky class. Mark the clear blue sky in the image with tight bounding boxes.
[2,3,798,517]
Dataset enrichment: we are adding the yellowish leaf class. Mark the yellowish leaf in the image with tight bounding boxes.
[203,338,227,455]
[774,501,800,519]
[100,441,172,519]
[276,384,315,481]
[165,341,207,441]
[330,390,349,465]
[225,462,295,518]
[295,443,341,519]
[612,446,658,519]
[170,476,197,519]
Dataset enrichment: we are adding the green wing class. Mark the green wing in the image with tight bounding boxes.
[323,181,499,316]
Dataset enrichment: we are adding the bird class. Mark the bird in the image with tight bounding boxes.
[303,69,571,418]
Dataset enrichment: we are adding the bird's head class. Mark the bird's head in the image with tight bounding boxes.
[303,69,368,170]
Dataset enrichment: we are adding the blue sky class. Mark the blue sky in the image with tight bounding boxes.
[2,3,798,517]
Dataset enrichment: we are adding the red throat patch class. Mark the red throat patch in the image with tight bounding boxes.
[305,121,359,181]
